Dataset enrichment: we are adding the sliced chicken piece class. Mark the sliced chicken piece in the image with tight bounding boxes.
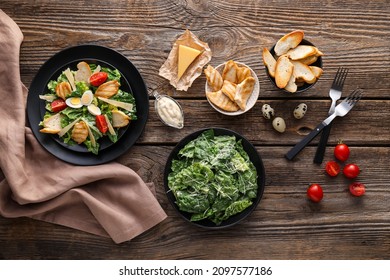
[55,81,72,100]
[95,80,120,98]
[71,121,89,144]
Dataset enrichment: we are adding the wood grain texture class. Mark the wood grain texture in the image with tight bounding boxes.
[0,0,389,260]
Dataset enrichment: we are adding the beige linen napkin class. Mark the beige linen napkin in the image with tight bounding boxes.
[0,10,167,244]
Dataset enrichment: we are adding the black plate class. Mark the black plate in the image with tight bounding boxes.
[27,45,148,165]
[266,39,323,93]
[164,128,266,229]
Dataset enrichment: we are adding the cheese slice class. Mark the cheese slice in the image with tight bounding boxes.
[177,45,201,79]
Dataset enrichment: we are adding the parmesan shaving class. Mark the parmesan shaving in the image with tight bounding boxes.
[64,68,76,91]
[58,118,80,137]
[85,122,96,147]
[98,97,134,111]
[104,114,116,136]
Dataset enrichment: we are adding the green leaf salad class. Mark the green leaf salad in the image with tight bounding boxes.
[168,129,258,225]
[38,61,137,155]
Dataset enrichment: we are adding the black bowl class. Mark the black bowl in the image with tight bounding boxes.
[164,128,266,229]
[265,39,323,93]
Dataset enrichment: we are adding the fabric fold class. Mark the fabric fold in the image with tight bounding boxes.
[0,9,167,244]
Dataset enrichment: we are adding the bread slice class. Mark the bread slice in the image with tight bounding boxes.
[262,47,277,78]
[39,113,62,134]
[287,45,318,60]
[310,66,323,79]
[112,110,131,128]
[285,74,297,93]
[291,61,316,83]
[274,30,304,56]
[297,55,318,65]
[207,90,239,112]
[275,55,294,88]
[234,77,255,110]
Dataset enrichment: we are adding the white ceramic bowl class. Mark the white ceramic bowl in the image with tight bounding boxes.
[205,62,260,116]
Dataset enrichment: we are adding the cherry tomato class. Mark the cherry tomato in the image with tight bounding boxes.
[51,99,67,112]
[349,182,366,197]
[334,142,350,162]
[343,163,360,179]
[95,115,108,134]
[325,161,340,177]
[89,72,108,87]
[307,184,323,202]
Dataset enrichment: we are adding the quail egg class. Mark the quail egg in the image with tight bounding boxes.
[293,103,308,119]
[65,97,83,109]
[261,104,275,120]
[272,117,286,133]
[81,90,94,106]
[87,104,101,116]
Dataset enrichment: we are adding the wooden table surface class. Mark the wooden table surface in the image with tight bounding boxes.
[1,0,389,260]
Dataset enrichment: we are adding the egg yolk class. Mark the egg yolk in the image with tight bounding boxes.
[70,98,81,105]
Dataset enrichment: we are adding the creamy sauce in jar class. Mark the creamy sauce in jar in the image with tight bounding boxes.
[155,95,184,129]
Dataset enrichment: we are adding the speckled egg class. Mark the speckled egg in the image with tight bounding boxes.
[261,104,275,120]
[272,117,286,133]
[293,103,308,119]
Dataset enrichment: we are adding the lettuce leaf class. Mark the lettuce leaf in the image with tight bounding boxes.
[168,129,258,225]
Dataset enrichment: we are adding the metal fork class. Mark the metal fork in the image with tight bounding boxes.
[286,89,362,161]
[314,67,348,163]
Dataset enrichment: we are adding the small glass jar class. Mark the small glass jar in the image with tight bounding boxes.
[154,92,184,129]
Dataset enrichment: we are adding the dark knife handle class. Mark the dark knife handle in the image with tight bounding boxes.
[285,123,326,161]
[313,122,333,164]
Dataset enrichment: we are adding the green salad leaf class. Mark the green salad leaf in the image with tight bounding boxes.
[39,62,137,154]
[168,129,258,225]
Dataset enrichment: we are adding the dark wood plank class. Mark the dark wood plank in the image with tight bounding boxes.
[0,0,389,261]
[1,146,389,259]
[139,100,390,145]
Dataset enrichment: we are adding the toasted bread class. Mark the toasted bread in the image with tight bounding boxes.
[39,113,62,134]
[274,30,304,56]
[221,80,237,101]
[234,77,255,110]
[275,55,294,88]
[310,66,323,79]
[297,55,318,65]
[291,61,316,83]
[222,60,238,83]
[287,45,318,60]
[204,65,223,91]
[285,74,298,93]
[112,110,131,128]
[262,47,277,78]
[207,90,239,112]
[74,61,92,83]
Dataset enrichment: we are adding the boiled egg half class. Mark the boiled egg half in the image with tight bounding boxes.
[87,104,101,116]
[65,97,83,108]
[81,90,93,106]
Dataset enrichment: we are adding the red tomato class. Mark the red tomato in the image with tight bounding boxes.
[96,115,108,134]
[307,184,323,202]
[349,182,366,197]
[325,161,340,177]
[51,99,67,112]
[343,163,360,179]
[334,142,350,162]
[89,72,108,87]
